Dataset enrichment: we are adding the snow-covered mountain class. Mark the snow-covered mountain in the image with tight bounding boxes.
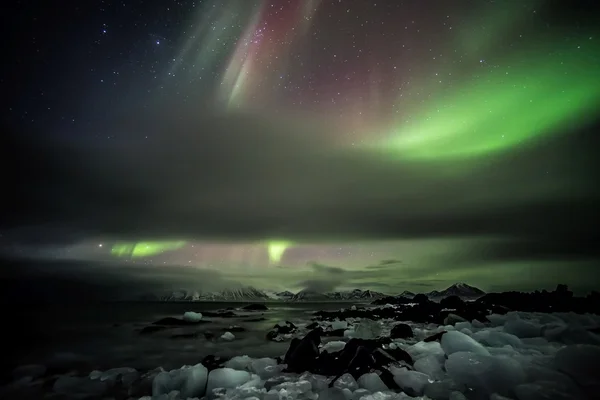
[291,289,330,301]
[426,283,485,299]
[326,289,387,300]
[154,287,271,301]
[274,291,295,300]
[141,283,483,302]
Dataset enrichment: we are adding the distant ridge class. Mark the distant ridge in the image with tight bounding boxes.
[140,283,485,302]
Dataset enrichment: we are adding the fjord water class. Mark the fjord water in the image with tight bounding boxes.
[6,302,354,374]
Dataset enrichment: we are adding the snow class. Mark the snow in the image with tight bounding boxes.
[182,311,203,323]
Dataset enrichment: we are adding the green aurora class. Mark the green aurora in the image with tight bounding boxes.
[111,241,187,257]
[377,41,600,160]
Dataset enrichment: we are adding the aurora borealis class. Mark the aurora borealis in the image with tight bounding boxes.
[2,0,600,296]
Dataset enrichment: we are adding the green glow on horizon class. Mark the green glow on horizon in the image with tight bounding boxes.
[378,42,600,160]
[111,241,187,257]
[268,241,292,263]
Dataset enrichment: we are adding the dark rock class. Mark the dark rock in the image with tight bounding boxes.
[386,347,413,365]
[440,295,465,309]
[476,284,596,314]
[412,293,429,304]
[242,303,269,311]
[306,322,320,330]
[152,317,208,326]
[266,321,298,341]
[139,325,170,335]
[202,355,229,372]
[378,368,402,391]
[283,338,301,364]
[390,323,413,339]
[284,328,323,373]
[372,295,413,306]
[324,328,346,337]
[424,331,447,342]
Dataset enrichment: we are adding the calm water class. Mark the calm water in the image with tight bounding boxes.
[6,302,358,373]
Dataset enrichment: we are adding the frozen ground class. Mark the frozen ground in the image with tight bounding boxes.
[2,306,600,400]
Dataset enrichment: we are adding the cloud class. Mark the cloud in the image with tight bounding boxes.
[380,259,402,265]
[296,279,343,293]
[308,262,347,274]
[0,255,238,302]
[3,109,600,267]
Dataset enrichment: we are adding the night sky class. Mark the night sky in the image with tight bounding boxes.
[2,0,600,298]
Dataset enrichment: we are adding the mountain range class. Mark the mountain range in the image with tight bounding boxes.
[141,282,484,302]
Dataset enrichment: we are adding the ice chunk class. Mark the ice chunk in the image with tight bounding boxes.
[514,381,580,400]
[407,340,446,362]
[183,311,203,322]
[299,372,329,392]
[413,354,445,380]
[357,373,388,392]
[445,351,526,397]
[323,340,347,353]
[341,388,353,400]
[487,314,508,327]
[351,305,357,311]
[424,380,454,400]
[332,320,349,330]
[454,321,471,331]
[392,368,431,396]
[472,330,522,348]
[206,368,253,394]
[504,319,542,338]
[221,331,236,341]
[441,330,490,356]
[333,373,359,391]
[225,355,253,371]
[489,394,513,400]
[180,363,209,398]
[152,363,208,398]
[354,320,381,339]
[250,357,278,377]
[444,314,467,325]
[344,329,356,338]
[449,392,467,400]
[554,344,600,389]
[100,366,137,382]
[89,370,102,380]
[272,380,313,394]
[352,388,370,400]
[53,376,107,397]
[319,387,347,400]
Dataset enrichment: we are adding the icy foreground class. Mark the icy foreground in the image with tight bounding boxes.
[3,310,600,400]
